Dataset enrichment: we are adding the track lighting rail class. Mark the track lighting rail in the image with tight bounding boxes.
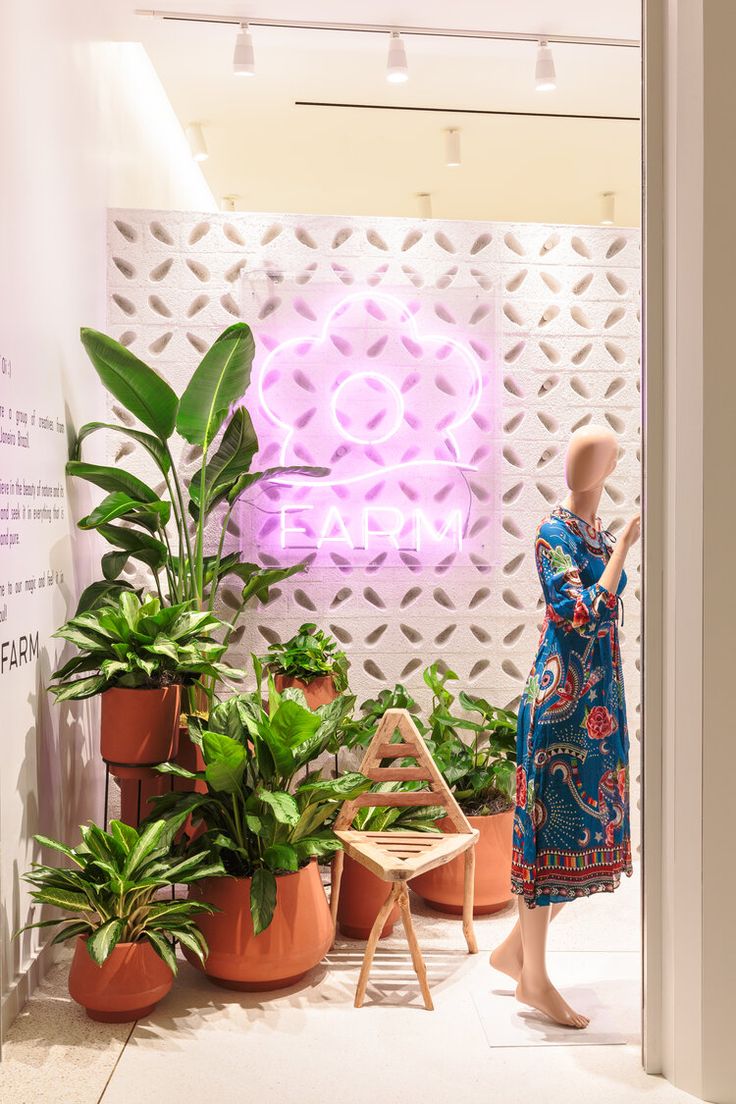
[135,10,640,49]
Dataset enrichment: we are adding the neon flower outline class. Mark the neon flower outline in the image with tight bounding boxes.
[255,290,483,487]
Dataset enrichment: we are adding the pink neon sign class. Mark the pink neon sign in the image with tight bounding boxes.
[243,289,496,565]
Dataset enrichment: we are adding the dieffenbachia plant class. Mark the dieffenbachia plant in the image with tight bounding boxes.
[68,324,327,682]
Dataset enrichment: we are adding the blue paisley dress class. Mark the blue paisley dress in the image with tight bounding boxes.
[511,505,633,908]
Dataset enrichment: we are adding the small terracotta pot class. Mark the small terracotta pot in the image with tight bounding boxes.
[274,673,338,709]
[101,686,181,770]
[336,854,399,940]
[184,864,333,990]
[68,937,173,1022]
[410,810,514,915]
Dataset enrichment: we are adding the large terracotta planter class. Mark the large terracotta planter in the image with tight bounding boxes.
[68,937,173,1022]
[184,863,333,990]
[410,810,514,915]
[101,685,181,771]
[274,673,338,709]
[336,854,399,940]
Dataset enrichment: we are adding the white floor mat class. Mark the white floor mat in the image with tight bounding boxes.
[471,951,640,1047]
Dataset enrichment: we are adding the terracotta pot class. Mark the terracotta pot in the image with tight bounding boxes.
[68,937,173,1022]
[336,854,398,940]
[274,673,338,709]
[118,770,171,828]
[410,810,514,915]
[101,686,181,770]
[184,863,333,990]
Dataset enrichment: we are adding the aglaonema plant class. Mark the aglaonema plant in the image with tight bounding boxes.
[68,325,328,697]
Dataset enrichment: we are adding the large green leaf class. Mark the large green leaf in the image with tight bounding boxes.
[226,465,329,505]
[145,930,178,973]
[250,867,277,935]
[271,698,321,750]
[263,844,298,872]
[66,461,159,504]
[96,524,168,559]
[122,820,167,877]
[188,406,258,517]
[29,887,93,912]
[80,328,178,440]
[74,580,136,615]
[86,918,125,965]
[257,788,299,826]
[176,323,255,447]
[239,563,306,605]
[73,421,171,473]
[79,492,170,533]
[202,730,247,793]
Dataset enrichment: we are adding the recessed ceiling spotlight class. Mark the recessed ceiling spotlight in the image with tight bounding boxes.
[185,122,208,162]
[600,192,616,225]
[386,31,409,83]
[233,21,255,77]
[445,128,461,168]
[535,39,556,92]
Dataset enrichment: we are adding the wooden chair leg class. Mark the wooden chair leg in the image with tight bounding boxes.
[462,846,478,954]
[354,881,401,1009]
[397,884,434,1011]
[330,850,344,942]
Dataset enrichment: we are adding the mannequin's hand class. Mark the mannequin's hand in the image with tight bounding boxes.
[621,514,641,550]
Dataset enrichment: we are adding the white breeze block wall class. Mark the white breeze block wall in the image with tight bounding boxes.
[106,211,641,837]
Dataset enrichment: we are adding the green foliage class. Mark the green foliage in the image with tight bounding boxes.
[347,663,518,816]
[16,818,224,971]
[49,592,239,702]
[70,325,328,709]
[264,623,350,693]
[149,662,370,933]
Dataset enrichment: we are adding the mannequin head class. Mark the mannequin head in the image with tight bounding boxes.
[564,425,618,493]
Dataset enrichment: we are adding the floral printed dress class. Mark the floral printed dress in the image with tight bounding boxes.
[511,505,633,908]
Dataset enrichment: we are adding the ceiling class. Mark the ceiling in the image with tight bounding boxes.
[117,1,642,225]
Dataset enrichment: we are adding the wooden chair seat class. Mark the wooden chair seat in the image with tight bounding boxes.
[335,827,479,882]
[330,708,479,1011]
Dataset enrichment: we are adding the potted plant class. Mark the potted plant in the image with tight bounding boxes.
[150,663,369,990]
[263,623,349,709]
[49,592,239,774]
[66,325,327,713]
[16,818,223,1022]
[409,664,518,915]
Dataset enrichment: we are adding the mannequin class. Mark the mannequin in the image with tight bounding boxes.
[491,425,640,1029]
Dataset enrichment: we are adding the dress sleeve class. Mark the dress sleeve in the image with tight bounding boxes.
[536,520,618,636]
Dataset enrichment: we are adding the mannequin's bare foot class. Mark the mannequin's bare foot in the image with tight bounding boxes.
[489,942,523,983]
[516,975,589,1029]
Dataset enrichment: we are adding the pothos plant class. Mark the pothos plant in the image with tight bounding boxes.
[345,665,518,817]
[263,622,350,692]
[68,325,328,691]
[149,660,368,933]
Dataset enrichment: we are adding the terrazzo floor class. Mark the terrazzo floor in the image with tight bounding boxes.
[0,864,702,1104]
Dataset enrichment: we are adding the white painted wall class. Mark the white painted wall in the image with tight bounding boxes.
[0,0,216,1033]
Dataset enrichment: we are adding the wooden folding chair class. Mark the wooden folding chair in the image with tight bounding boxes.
[330,708,479,1010]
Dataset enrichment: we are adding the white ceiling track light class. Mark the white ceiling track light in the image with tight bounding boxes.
[445,128,461,168]
[416,192,433,218]
[185,122,208,161]
[535,39,557,91]
[600,191,616,225]
[136,11,640,49]
[386,31,409,83]
[233,21,255,76]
